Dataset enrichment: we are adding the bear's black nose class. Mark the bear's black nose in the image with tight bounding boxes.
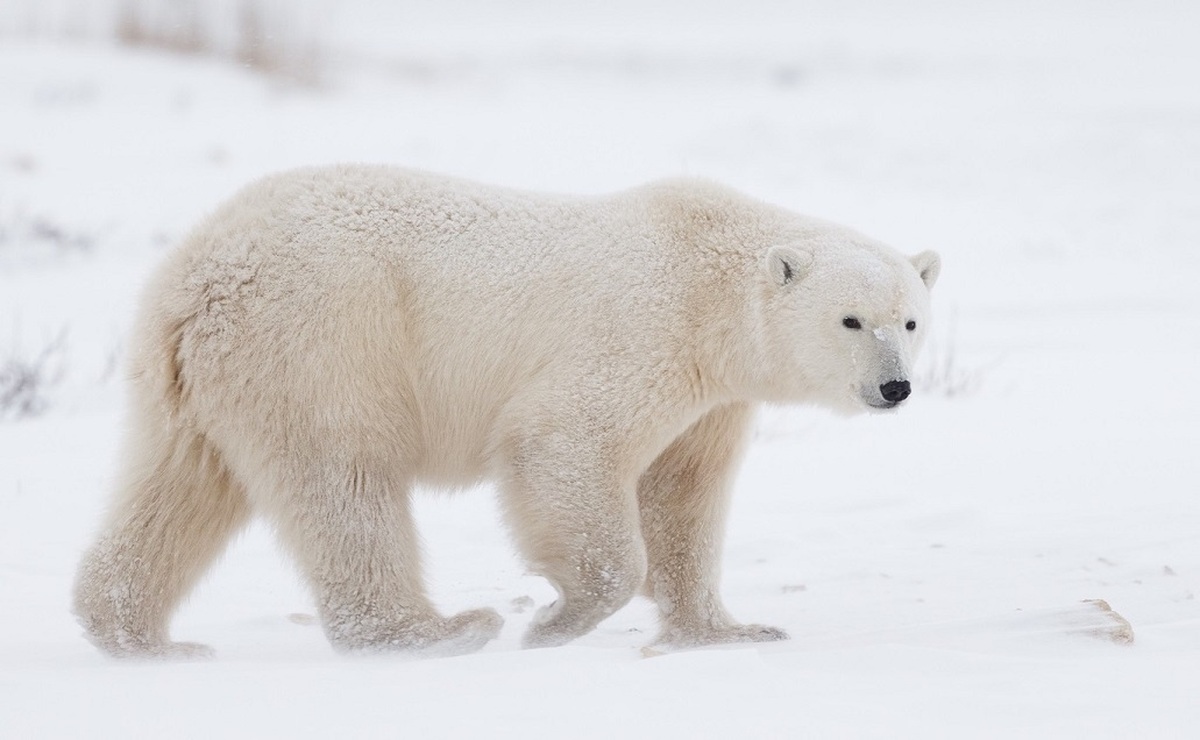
[880,380,911,404]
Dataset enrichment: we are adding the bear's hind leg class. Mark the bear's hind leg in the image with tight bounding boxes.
[73,426,250,659]
[638,402,788,648]
[269,468,502,656]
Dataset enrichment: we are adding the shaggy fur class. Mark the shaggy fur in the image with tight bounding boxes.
[73,166,940,658]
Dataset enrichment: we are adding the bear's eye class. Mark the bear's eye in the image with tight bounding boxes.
[905,320,917,331]
[842,317,862,330]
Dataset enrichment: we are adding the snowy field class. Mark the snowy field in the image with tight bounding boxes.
[2,1,1199,736]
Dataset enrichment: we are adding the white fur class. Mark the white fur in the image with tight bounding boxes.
[72,166,940,658]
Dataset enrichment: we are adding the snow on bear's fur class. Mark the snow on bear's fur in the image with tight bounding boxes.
[72,166,940,658]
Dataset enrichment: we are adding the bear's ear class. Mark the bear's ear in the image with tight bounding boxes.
[765,246,813,287]
[910,250,941,290]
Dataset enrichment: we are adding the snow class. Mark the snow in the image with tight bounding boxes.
[2,1,1199,736]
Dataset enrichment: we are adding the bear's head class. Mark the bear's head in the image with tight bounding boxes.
[758,239,940,414]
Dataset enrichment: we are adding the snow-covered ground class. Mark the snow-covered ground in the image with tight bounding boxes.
[2,1,1199,736]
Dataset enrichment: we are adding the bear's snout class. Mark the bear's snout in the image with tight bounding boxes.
[879,380,911,405]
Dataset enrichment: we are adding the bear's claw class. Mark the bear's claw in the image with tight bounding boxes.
[656,622,790,648]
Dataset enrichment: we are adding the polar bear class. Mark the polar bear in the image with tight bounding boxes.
[73,166,940,658]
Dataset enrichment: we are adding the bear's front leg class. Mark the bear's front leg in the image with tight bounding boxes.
[637,402,788,648]
[501,432,648,649]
